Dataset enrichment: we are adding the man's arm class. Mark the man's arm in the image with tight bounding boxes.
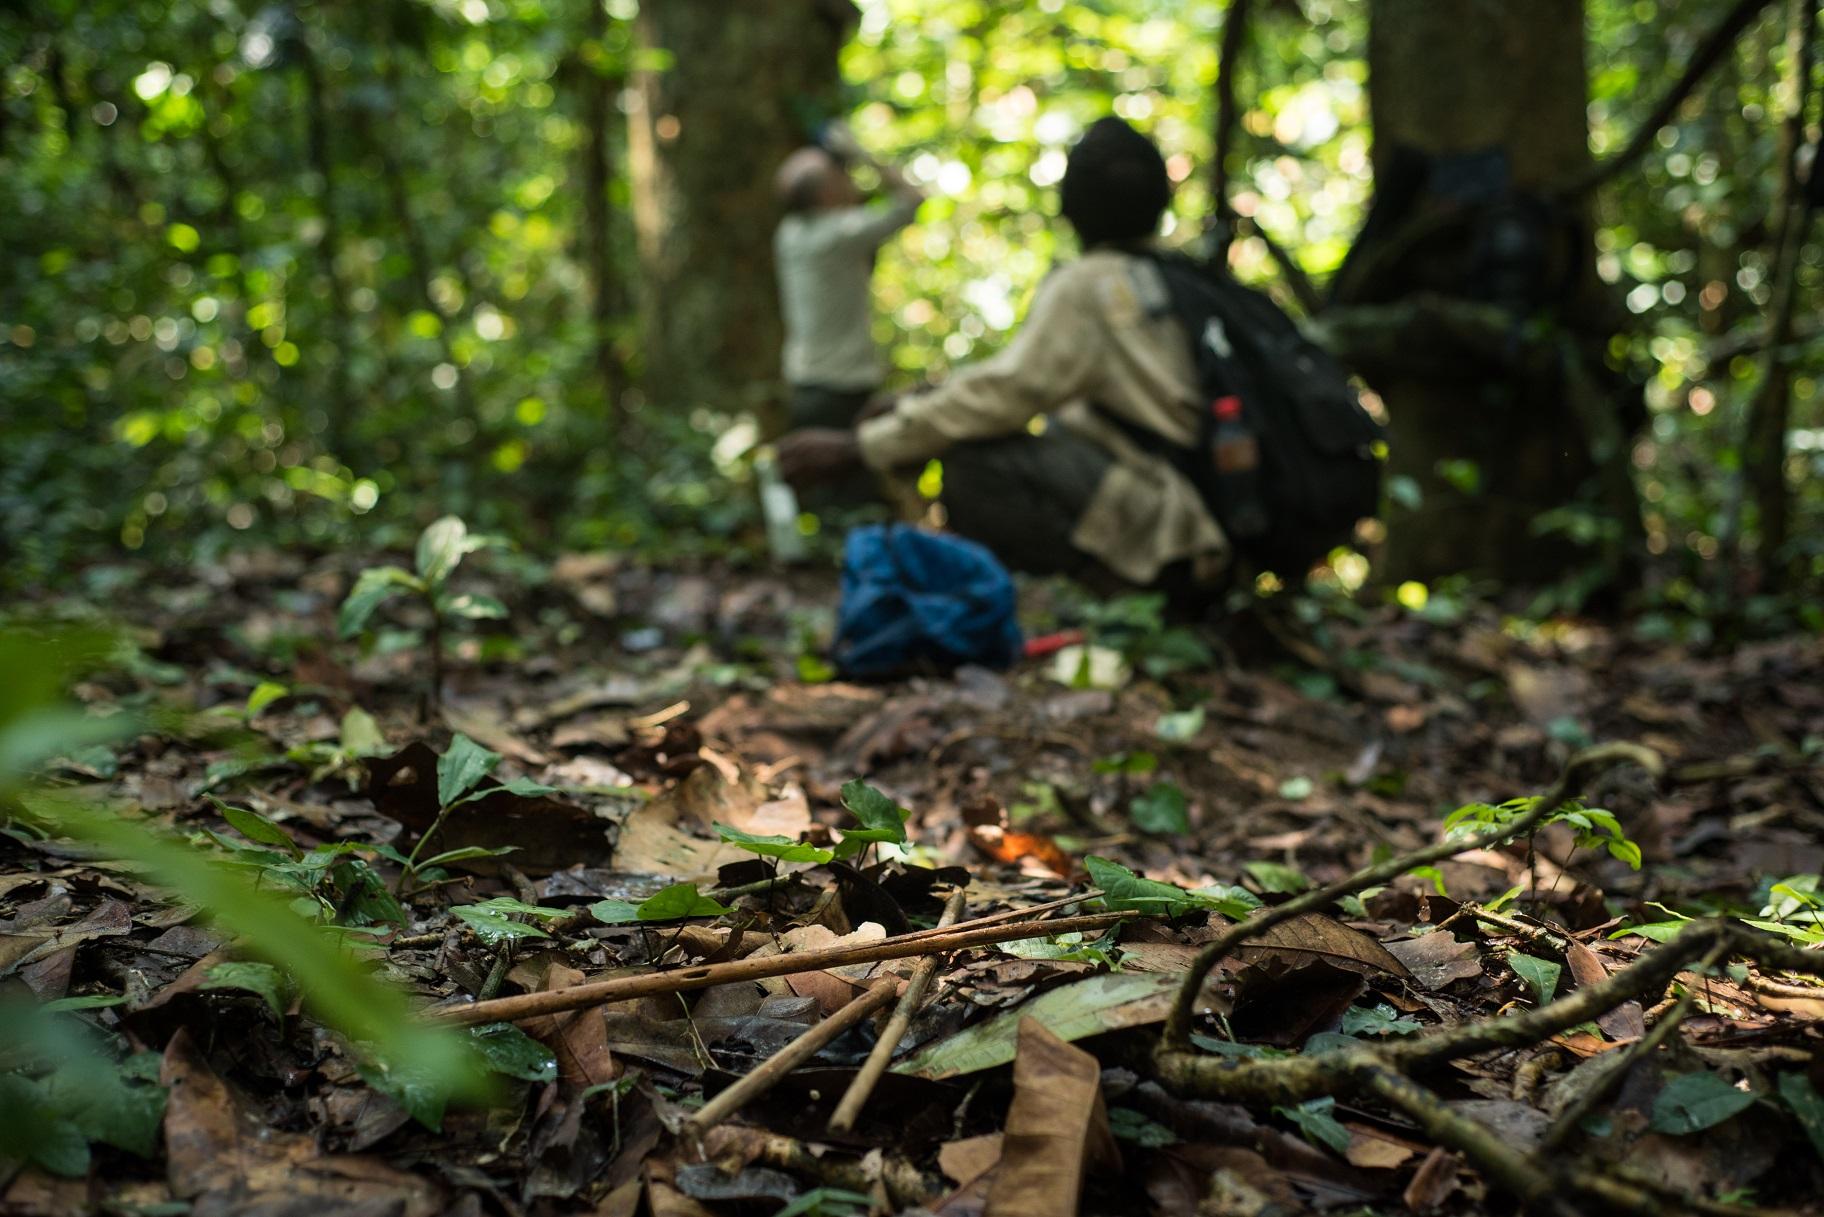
[855,269,1104,471]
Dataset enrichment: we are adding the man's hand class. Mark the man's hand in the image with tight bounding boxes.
[819,118,864,162]
[775,428,864,488]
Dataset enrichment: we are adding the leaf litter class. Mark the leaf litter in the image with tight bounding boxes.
[3,552,1824,1215]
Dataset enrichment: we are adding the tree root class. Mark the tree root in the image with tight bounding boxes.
[1154,743,1824,1214]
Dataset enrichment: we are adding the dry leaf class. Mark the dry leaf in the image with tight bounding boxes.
[1385,932,1483,990]
[1566,941,1645,1039]
[983,1019,1120,1217]
[1239,913,1414,980]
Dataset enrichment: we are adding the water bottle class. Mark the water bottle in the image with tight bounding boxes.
[755,450,808,563]
[1210,394,1268,540]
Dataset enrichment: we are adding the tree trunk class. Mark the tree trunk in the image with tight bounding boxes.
[628,0,853,431]
[579,0,627,435]
[1338,0,1641,588]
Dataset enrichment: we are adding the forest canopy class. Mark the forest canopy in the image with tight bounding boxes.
[2,0,1821,627]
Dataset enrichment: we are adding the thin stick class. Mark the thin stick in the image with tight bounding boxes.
[425,910,1135,1027]
[685,978,900,1135]
[892,889,1098,942]
[828,887,968,1133]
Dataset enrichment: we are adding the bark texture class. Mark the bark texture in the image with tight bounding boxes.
[1339,0,1641,586]
[629,0,853,429]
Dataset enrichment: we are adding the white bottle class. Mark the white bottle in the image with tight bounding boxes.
[755,450,808,564]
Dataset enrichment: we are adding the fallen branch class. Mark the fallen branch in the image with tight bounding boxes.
[1539,943,1720,1151]
[426,910,1136,1027]
[685,977,900,1137]
[1162,742,1663,1049]
[828,886,968,1133]
[1155,919,1824,1212]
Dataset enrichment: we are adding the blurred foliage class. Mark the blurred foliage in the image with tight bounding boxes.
[1,0,1821,622]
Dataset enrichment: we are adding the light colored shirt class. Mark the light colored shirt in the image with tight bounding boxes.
[856,248,1228,585]
[776,198,920,390]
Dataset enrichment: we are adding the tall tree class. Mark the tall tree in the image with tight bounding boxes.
[1329,0,1643,586]
[628,0,854,432]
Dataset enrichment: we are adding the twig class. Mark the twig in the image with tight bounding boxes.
[894,889,1098,941]
[426,910,1137,1026]
[828,886,968,1133]
[1209,0,1251,258]
[1540,945,1720,1151]
[1356,1064,1576,1217]
[685,978,899,1136]
[1162,743,1663,1048]
[1558,0,1778,200]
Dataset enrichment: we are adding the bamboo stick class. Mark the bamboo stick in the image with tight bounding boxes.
[827,886,968,1133]
[685,978,901,1136]
[425,910,1133,1027]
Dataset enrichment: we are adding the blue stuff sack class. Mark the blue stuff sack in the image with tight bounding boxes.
[834,525,1022,678]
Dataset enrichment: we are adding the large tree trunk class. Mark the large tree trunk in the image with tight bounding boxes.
[1335,0,1642,587]
[628,0,853,430]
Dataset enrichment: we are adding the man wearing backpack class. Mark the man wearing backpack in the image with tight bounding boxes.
[777,116,1381,597]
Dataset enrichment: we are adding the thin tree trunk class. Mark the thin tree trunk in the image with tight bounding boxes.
[1743,0,1818,581]
[296,43,360,457]
[580,0,628,436]
[369,50,480,427]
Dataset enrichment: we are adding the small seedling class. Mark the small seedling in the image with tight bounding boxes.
[338,515,508,717]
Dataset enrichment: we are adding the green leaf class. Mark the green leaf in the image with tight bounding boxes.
[450,908,552,945]
[1109,1105,1180,1148]
[714,822,835,864]
[339,707,388,757]
[200,961,292,1017]
[1129,782,1189,834]
[633,882,730,921]
[416,845,517,869]
[469,1022,557,1083]
[338,566,422,639]
[1277,1096,1352,1155]
[771,1188,876,1217]
[1278,775,1315,801]
[245,681,289,717]
[1650,1072,1756,1135]
[17,792,489,1115]
[1340,1003,1421,1037]
[440,592,508,622]
[1189,883,1264,921]
[1610,919,1689,943]
[894,972,1180,1078]
[416,515,473,586]
[838,779,908,845]
[360,1059,448,1131]
[1245,860,1308,894]
[1508,952,1561,1004]
[449,897,561,945]
[437,733,501,807]
[1777,1072,1824,1162]
[212,799,300,857]
[589,899,643,925]
[454,774,558,805]
[1153,707,1205,743]
[1086,855,1199,916]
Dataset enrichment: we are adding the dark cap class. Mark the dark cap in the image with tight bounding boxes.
[1059,116,1171,247]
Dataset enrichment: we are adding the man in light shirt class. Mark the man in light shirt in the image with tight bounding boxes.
[773,122,924,432]
[776,117,1228,596]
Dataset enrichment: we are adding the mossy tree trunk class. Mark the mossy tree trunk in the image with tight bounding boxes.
[1337,0,1643,589]
[628,0,853,432]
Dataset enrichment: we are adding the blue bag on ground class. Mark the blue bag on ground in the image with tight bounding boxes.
[834,525,1022,677]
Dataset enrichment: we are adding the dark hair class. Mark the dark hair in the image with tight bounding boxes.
[1058,117,1171,247]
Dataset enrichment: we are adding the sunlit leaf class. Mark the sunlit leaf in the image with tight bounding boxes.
[838,778,908,845]
[438,733,501,807]
[714,822,835,863]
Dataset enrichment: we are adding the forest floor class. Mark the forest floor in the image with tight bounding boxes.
[5,545,1824,1217]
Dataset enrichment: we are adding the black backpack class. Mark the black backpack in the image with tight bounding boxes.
[1123,251,1385,577]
